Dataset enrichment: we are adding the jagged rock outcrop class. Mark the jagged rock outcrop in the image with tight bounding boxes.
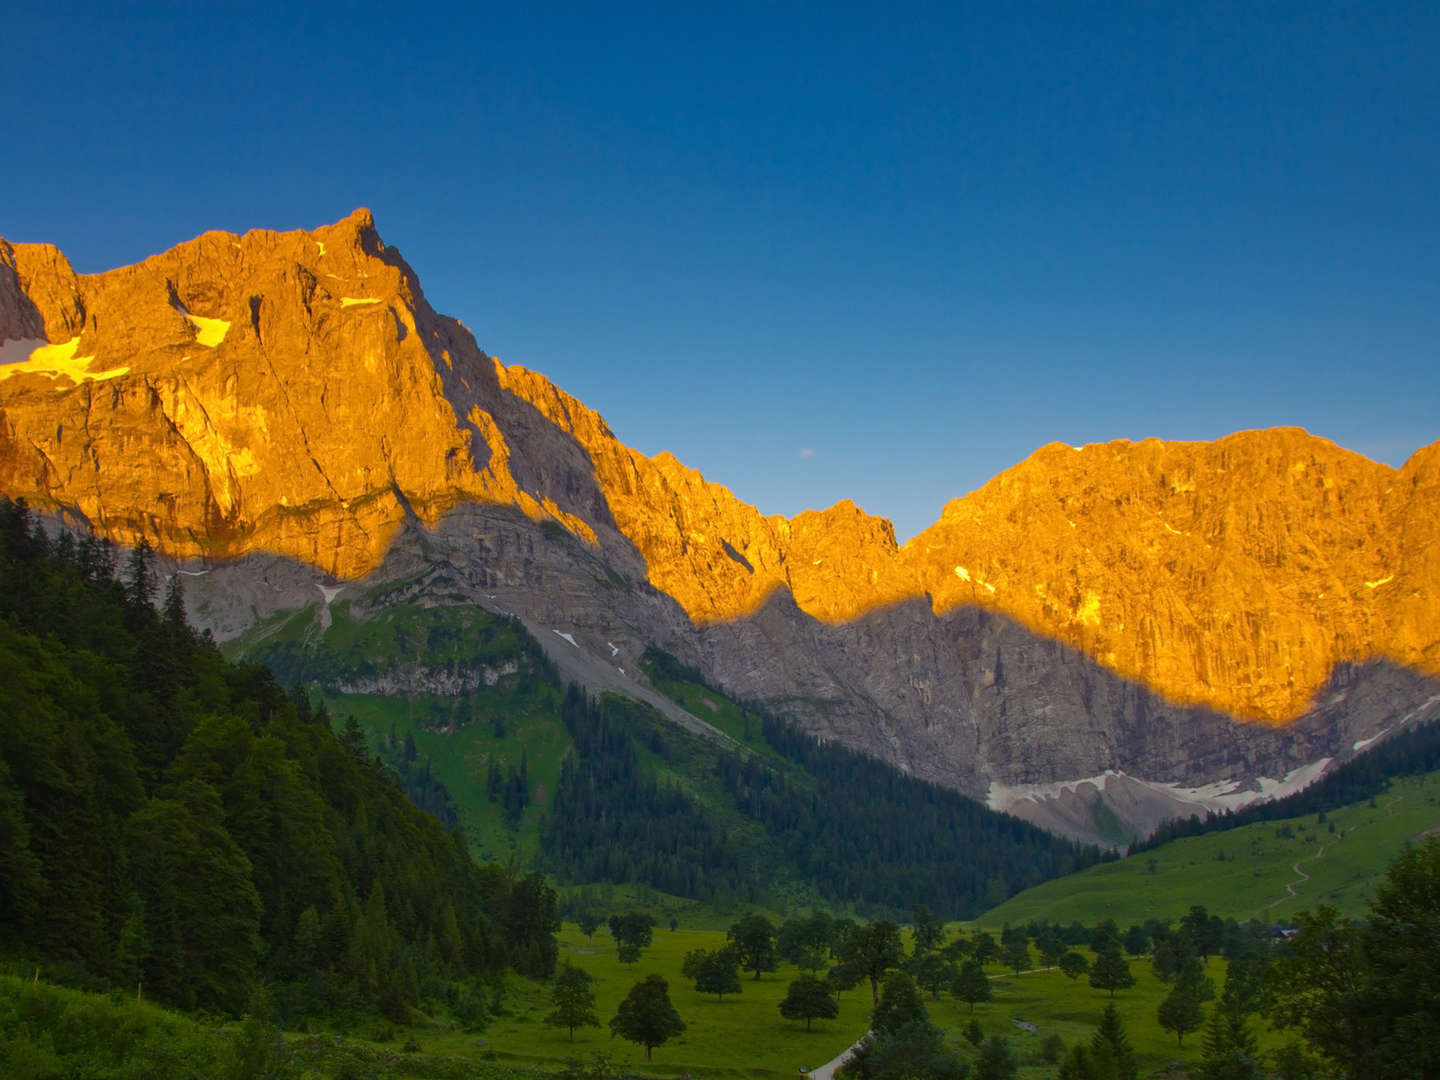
[3,211,1438,842]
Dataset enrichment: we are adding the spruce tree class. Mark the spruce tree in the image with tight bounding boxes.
[1196,1005,1262,1080]
[1090,1003,1137,1080]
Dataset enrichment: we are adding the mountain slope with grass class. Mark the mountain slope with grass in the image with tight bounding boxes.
[978,765,1440,928]
[222,583,1104,919]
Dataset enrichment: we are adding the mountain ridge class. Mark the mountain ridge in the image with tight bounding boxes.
[3,209,1438,842]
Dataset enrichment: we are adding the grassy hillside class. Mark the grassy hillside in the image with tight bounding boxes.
[231,604,1102,920]
[230,597,566,862]
[0,971,542,1080]
[980,768,1440,928]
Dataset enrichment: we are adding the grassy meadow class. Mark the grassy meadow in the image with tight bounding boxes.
[404,922,1259,1079]
[983,768,1440,928]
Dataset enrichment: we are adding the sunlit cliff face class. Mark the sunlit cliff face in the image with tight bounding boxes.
[2,213,1437,726]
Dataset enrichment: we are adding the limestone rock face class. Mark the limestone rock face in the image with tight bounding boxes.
[3,211,1439,840]
[904,431,1437,721]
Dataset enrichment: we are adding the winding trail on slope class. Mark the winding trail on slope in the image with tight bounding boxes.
[1250,792,1409,919]
[1254,838,1335,919]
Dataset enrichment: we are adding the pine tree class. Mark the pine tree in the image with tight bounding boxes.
[1196,1005,1262,1080]
[1090,1003,1137,1080]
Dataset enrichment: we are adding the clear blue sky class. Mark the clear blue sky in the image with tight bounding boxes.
[4,2,1437,540]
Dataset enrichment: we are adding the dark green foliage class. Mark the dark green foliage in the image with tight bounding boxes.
[727,912,778,979]
[124,783,264,1014]
[1181,904,1226,963]
[1158,966,1209,1046]
[502,871,561,978]
[911,904,945,955]
[1000,939,1030,975]
[1088,946,1136,998]
[720,711,1104,918]
[1039,1032,1066,1064]
[1268,837,1440,1079]
[609,974,685,1061]
[838,920,906,1004]
[872,971,930,1035]
[1034,930,1066,968]
[1090,1003,1137,1080]
[965,1019,985,1046]
[1122,924,1149,956]
[1088,919,1120,954]
[778,974,837,1029]
[545,962,600,1040]
[607,912,655,963]
[690,948,743,1000]
[376,740,459,831]
[1058,951,1090,981]
[1197,1005,1263,1080]
[952,959,992,1013]
[0,499,546,1020]
[576,911,603,942]
[1133,712,1440,853]
[843,971,968,1080]
[545,688,742,899]
[908,950,956,1000]
[974,1037,1018,1080]
[777,910,835,971]
[1151,927,1198,983]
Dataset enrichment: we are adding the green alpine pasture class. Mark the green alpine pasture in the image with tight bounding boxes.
[981,768,1440,928]
[413,924,1258,1078]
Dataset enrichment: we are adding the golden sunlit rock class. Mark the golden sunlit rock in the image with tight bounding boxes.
[1,212,1435,726]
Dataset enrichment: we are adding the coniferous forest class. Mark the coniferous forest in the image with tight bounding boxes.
[0,498,558,1025]
[542,678,1105,918]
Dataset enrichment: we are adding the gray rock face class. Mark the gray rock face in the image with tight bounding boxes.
[7,212,1437,847]
[178,505,1440,845]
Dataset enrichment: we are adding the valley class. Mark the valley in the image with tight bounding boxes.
[3,211,1440,1079]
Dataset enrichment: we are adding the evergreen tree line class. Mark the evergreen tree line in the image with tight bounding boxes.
[0,498,558,1024]
[376,728,461,832]
[542,686,748,901]
[1131,714,1440,853]
[544,667,1103,918]
[723,713,1105,917]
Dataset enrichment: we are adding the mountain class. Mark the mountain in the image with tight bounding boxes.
[3,210,1438,844]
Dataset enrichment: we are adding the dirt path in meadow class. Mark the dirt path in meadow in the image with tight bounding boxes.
[807,1032,869,1080]
[1250,792,1411,919]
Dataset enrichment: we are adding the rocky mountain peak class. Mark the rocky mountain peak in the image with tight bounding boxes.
[2,212,1438,843]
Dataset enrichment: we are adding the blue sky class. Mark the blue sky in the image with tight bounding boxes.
[4,2,1437,540]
